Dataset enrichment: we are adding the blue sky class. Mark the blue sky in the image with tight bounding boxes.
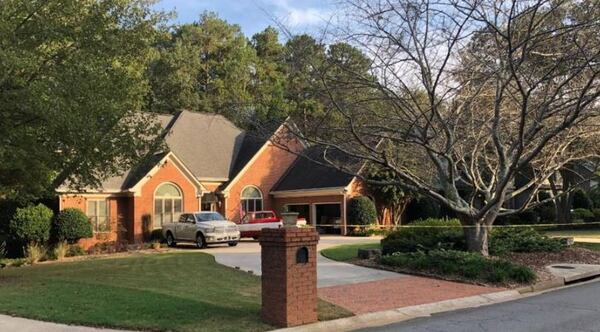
[153,0,335,37]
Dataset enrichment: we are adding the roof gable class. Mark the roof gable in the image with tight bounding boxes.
[165,111,244,181]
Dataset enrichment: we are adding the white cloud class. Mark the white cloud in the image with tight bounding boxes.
[287,7,325,26]
[263,0,331,27]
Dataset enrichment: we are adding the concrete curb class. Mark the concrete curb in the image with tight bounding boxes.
[563,269,600,283]
[517,278,565,294]
[275,290,521,332]
[517,267,600,294]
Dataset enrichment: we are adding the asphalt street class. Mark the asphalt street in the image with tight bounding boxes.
[359,280,600,332]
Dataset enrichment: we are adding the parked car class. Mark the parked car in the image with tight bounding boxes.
[162,212,240,248]
[238,211,307,239]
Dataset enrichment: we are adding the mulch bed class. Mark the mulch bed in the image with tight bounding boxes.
[351,246,600,288]
[353,258,517,288]
[505,247,600,282]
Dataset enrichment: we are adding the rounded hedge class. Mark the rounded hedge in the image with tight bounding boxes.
[8,204,53,246]
[381,218,465,255]
[572,208,595,223]
[348,196,377,226]
[52,208,93,243]
[572,189,593,210]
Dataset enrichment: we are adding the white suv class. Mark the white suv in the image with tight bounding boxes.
[162,212,240,248]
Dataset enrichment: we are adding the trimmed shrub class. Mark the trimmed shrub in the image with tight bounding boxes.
[405,197,441,222]
[67,245,86,257]
[496,210,540,225]
[52,208,93,243]
[381,218,465,255]
[380,250,536,284]
[490,227,566,256]
[572,189,593,210]
[590,188,600,209]
[8,204,53,247]
[572,208,595,223]
[348,196,377,226]
[535,205,556,223]
[592,209,600,221]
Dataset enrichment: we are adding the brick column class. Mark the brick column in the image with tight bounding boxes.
[259,227,319,327]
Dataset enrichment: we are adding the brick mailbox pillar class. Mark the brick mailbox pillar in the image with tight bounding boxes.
[259,227,319,327]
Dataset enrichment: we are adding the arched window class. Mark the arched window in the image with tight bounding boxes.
[241,186,263,213]
[154,183,183,228]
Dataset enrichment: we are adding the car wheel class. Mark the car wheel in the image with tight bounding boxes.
[196,234,207,249]
[228,241,238,247]
[166,232,177,247]
[252,236,259,240]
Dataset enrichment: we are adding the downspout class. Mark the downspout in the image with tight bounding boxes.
[342,189,348,236]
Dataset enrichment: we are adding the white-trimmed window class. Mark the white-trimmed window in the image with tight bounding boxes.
[154,183,183,228]
[241,186,263,213]
[87,200,110,233]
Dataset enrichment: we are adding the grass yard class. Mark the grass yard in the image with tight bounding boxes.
[0,252,351,332]
[544,229,600,239]
[321,242,381,262]
[574,242,600,251]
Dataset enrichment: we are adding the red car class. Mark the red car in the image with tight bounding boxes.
[238,211,306,239]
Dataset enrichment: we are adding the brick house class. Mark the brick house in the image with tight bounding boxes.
[57,110,374,249]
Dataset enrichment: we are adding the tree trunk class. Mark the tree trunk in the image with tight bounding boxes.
[464,223,490,256]
[458,215,492,256]
[555,196,572,224]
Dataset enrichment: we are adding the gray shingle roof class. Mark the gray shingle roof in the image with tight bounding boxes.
[272,147,357,191]
[59,111,253,192]
[164,111,244,180]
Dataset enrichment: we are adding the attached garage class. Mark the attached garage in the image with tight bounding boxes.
[315,203,342,234]
[270,146,371,235]
[274,193,346,234]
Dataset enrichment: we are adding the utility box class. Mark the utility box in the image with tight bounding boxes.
[259,227,319,327]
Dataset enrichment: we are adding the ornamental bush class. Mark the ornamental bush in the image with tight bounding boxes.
[489,227,566,256]
[589,188,600,209]
[52,208,93,243]
[572,189,593,210]
[347,196,377,226]
[8,204,53,247]
[381,218,465,255]
[572,208,595,223]
[380,249,536,284]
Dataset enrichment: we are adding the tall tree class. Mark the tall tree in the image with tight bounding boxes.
[0,0,164,202]
[146,12,257,123]
[249,26,288,124]
[274,0,600,255]
[282,35,327,132]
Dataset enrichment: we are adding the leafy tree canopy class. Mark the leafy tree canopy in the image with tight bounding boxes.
[0,0,164,201]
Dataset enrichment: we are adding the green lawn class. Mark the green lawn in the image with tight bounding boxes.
[545,229,600,239]
[574,242,600,251]
[321,242,381,262]
[0,252,350,332]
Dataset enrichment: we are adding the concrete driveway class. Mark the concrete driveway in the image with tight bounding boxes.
[204,235,405,288]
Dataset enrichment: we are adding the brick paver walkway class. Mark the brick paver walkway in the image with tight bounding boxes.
[318,276,505,314]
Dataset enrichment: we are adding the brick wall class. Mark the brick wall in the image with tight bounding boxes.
[134,158,200,242]
[59,156,200,247]
[225,139,303,222]
[59,195,130,249]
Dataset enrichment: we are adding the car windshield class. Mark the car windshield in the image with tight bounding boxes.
[194,212,225,222]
